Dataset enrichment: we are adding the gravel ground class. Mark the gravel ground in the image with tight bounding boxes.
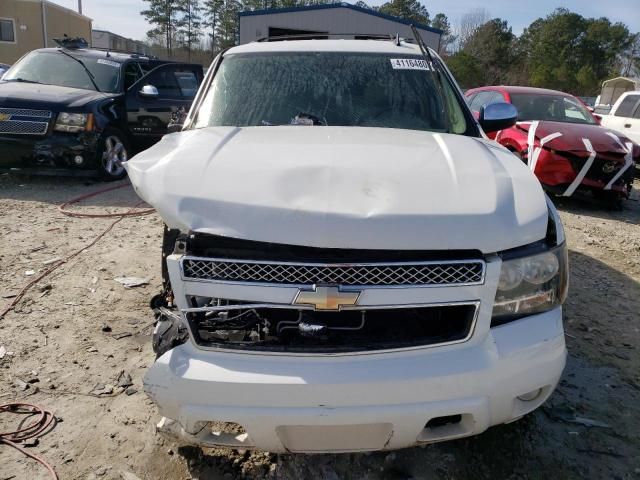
[0,173,639,480]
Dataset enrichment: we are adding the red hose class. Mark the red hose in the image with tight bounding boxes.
[0,403,59,479]
[58,182,155,218]
[0,182,155,319]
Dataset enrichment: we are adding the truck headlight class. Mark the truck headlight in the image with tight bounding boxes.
[492,243,568,325]
[54,112,93,133]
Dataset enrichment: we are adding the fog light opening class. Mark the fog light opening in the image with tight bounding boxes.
[425,414,462,429]
[517,388,542,402]
[73,155,84,166]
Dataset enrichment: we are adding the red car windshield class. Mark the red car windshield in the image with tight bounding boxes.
[510,93,596,125]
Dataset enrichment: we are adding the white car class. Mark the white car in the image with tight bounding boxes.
[600,91,640,145]
[126,38,568,454]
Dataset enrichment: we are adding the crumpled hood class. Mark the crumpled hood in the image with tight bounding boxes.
[516,121,636,155]
[0,81,110,109]
[125,126,549,252]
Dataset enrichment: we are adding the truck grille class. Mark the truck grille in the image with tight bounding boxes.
[186,301,479,353]
[0,108,51,136]
[181,257,485,287]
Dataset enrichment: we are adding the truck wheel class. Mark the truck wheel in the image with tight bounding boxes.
[98,128,129,181]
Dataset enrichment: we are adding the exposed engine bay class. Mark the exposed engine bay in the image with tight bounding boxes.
[183,298,476,353]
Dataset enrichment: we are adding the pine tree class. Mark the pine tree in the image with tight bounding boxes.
[141,0,182,57]
[216,0,241,49]
[203,0,224,57]
[177,0,203,61]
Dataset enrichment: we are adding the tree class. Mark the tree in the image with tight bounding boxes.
[618,33,640,77]
[202,0,224,57]
[519,8,633,94]
[456,7,489,51]
[141,0,182,57]
[177,0,202,61]
[446,51,483,88]
[216,0,241,49]
[431,13,456,56]
[378,0,429,25]
[463,18,516,85]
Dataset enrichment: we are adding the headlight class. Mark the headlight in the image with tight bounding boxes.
[54,112,93,133]
[492,243,568,326]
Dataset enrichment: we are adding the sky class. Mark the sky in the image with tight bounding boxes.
[53,0,640,42]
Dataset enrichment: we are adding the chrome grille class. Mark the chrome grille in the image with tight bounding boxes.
[181,257,485,287]
[0,108,52,119]
[0,120,49,135]
[0,108,51,136]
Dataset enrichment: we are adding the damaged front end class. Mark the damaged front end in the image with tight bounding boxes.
[517,121,638,202]
[150,230,482,356]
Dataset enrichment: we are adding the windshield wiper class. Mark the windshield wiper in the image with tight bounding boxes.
[410,24,451,133]
[6,78,42,84]
[57,50,101,92]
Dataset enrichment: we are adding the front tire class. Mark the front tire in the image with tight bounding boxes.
[98,128,129,181]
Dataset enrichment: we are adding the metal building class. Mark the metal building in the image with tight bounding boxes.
[92,29,151,55]
[0,0,92,64]
[239,3,442,50]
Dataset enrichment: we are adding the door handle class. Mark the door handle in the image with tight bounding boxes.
[624,124,632,128]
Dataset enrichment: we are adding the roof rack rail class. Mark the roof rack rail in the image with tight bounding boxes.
[90,46,158,60]
[255,32,411,43]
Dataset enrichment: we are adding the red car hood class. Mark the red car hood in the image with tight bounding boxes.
[516,121,636,156]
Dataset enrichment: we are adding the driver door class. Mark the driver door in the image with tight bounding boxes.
[125,63,203,147]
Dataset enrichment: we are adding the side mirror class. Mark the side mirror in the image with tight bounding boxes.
[479,102,518,133]
[139,84,159,98]
[593,114,602,125]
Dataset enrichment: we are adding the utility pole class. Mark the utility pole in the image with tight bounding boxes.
[78,0,82,15]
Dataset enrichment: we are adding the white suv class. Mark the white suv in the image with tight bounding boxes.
[600,91,640,145]
[126,38,568,453]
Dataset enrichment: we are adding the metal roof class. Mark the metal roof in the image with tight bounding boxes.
[238,3,443,35]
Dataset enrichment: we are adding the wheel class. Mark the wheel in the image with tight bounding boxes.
[98,128,129,180]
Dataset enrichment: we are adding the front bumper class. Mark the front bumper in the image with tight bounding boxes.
[535,149,634,195]
[144,307,566,453]
[0,132,101,175]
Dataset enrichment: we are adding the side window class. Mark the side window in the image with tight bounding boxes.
[466,93,477,107]
[488,91,505,104]
[174,71,198,99]
[144,67,199,99]
[0,18,16,43]
[615,95,640,118]
[633,104,640,120]
[470,91,492,111]
[123,62,142,90]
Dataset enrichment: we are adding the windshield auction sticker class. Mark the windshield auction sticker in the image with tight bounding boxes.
[97,59,120,68]
[389,58,432,70]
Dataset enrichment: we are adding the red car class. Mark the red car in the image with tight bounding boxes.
[465,86,638,205]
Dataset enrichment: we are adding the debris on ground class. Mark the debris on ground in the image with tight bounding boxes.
[43,257,62,265]
[120,471,143,480]
[112,332,133,340]
[116,371,133,388]
[114,277,150,288]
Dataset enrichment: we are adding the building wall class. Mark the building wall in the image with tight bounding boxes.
[44,1,91,48]
[239,8,441,49]
[0,0,91,64]
[0,0,43,63]
[92,30,151,55]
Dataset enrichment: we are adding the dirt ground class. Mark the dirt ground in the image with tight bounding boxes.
[1,172,639,480]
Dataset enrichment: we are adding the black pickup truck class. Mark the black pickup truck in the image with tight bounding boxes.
[0,38,203,179]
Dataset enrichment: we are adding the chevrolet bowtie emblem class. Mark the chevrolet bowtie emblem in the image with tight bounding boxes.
[293,286,360,311]
[0,113,11,121]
